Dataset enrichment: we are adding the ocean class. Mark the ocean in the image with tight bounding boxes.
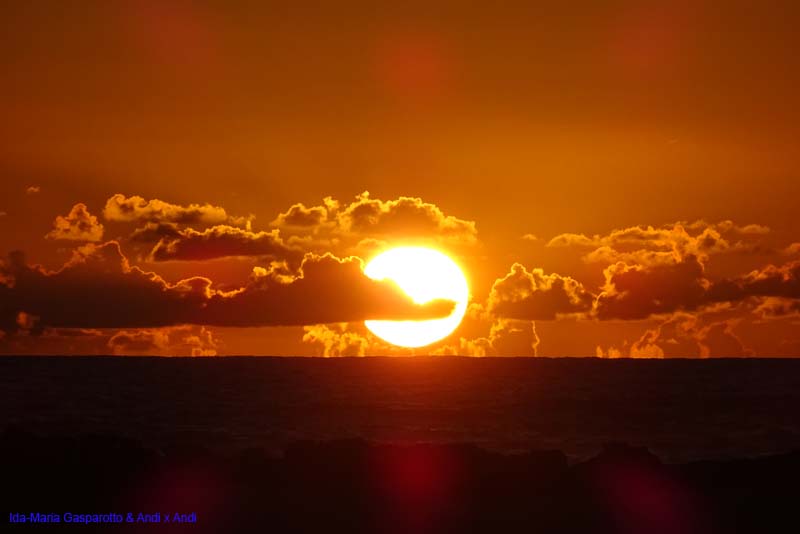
[1,356,799,463]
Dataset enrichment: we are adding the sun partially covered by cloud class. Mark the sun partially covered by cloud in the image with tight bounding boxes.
[0,242,454,335]
[301,300,541,358]
[2,185,800,357]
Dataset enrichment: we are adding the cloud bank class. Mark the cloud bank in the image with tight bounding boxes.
[0,242,454,334]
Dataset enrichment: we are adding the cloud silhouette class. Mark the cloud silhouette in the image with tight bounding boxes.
[272,192,478,249]
[595,256,708,320]
[302,323,371,357]
[487,252,800,323]
[488,263,593,320]
[433,317,540,357]
[754,297,800,320]
[118,192,475,261]
[594,257,800,321]
[128,222,183,242]
[147,225,300,262]
[0,242,455,333]
[108,326,219,356]
[547,221,767,265]
[708,260,800,303]
[272,200,332,228]
[104,194,250,226]
[626,313,752,359]
[0,323,218,356]
[46,203,105,242]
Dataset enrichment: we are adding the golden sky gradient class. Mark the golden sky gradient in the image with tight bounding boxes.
[1,2,799,356]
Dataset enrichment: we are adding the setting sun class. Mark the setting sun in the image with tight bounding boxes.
[364,247,469,348]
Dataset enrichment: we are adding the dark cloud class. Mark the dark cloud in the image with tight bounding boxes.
[594,257,800,321]
[708,260,800,303]
[271,200,331,228]
[0,326,108,355]
[754,297,800,320]
[487,247,800,325]
[488,263,593,320]
[302,306,540,358]
[0,324,217,356]
[147,225,300,262]
[595,256,708,320]
[301,321,416,357]
[687,220,770,236]
[478,319,540,357]
[342,192,476,241]
[123,191,477,262]
[547,221,767,265]
[45,203,104,242]
[302,323,371,357]
[0,242,454,333]
[590,254,800,322]
[629,314,703,358]
[108,326,218,356]
[104,194,250,226]
[272,192,478,249]
[431,304,540,357]
[627,313,752,358]
[239,253,455,325]
[128,222,183,243]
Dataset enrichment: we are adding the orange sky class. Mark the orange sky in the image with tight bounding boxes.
[1,1,799,356]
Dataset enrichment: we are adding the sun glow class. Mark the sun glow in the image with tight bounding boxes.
[364,247,469,348]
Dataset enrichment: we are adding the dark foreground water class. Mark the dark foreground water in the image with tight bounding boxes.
[1,356,799,462]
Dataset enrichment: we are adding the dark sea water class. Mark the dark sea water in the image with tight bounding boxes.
[1,356,799,463]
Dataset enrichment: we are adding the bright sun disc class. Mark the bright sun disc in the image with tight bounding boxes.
[364,247,469,348]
